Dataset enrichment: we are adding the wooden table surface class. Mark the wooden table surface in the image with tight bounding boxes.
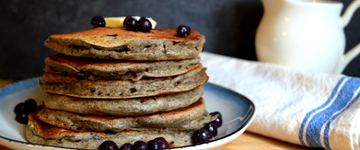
[0,79,313,150]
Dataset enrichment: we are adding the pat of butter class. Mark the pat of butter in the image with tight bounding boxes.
[104,17,126,28]
[104,16,157,29]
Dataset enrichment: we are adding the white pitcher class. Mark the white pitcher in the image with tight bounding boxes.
[255,0,360,74]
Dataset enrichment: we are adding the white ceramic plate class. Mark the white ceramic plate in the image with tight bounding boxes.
[0,77,256,150]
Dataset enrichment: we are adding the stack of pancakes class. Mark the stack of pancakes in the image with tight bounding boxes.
[26,27,212,149]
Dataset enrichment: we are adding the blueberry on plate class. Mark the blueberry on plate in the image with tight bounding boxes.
[14,102,27,114]
[119,143,133,150]
[147,140,160,149]
[210,111,222,119]
[131,140,148,150]
[15,112,28,124]
[177,25,191,37]
[153,137,169,149]
[210,111,223,128]
[25,98,37,113]
[98,140,118,150]
[91,16,106,28]
[204,122,218,137]
[192,128,212,144]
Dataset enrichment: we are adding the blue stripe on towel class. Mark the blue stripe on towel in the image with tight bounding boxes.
[322,78,360,149]
[298,77,346,146]
[298,77,360,149]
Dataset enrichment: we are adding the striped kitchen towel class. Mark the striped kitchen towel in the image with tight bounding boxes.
[200,52,360,150]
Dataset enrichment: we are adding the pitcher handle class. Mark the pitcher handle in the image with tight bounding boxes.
[342,1,360,27]
[335,1,360,74]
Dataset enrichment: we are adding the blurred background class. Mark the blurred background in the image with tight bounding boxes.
[0,0,359,80]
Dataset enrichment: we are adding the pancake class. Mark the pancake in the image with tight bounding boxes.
[36,98,214,132]
[44,54,201,81]
[39,66,208,99]
[26,114,194,149]
[44,86,203,116]
[44,28,205,61]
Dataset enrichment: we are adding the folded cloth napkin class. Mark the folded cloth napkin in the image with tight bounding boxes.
[200,52,360,150]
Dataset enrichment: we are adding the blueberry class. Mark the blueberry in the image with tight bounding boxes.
[15,112,28,124]
[119,143,133,150]
[204,122,218,137]
[91,16,105,28]
[210,117,222,128]
[147,140,160,149]
[210,111,222,119]
[153,137,169,149]
[192,128,212,144]
[131,141,148,150]
[14,103,27,114]
[25,99,37,113]
[124,18,139,31]
[123,16,132,27]
[210,111,223,128]
[138,17,152,32]
[176,25,191,37]
[98,140,118,150]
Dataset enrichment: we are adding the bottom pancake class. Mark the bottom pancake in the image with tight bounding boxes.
[26,114,195,149]
[36,98,215,132]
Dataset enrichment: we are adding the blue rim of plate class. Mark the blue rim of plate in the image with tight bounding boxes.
[0,77,256,150]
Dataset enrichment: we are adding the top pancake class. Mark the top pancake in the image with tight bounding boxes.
[44,27,205,61]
